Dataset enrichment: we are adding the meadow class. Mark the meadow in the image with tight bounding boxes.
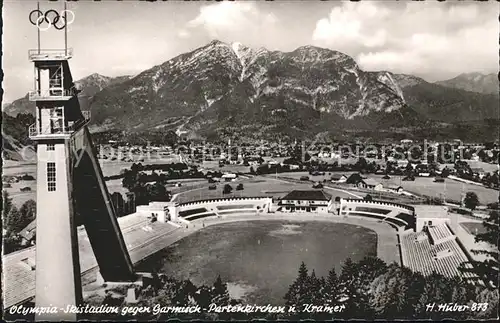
[277,171,498,205]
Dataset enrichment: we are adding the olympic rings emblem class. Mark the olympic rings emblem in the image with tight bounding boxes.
[29,9,75,31]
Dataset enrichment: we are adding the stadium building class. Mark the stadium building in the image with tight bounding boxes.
[278,190,332,213]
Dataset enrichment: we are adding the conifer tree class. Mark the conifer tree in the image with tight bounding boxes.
[211,275,230,305]
[308,269,323,306]
[284,261,310,307]
[324,267,340,306]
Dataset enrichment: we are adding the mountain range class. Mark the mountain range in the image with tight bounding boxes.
[3,40,499,144]
[436,72,498,95]
[2,73,132,116]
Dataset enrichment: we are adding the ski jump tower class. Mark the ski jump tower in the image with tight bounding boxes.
[28,5,136,321]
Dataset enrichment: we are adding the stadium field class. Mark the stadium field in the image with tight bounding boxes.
[137,220,377,305]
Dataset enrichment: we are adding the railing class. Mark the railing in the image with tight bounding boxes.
[28,88,78,100]
[341,198,415,212]
[28,111,91,138]
[28,48,73,60]
[178,196,271,207]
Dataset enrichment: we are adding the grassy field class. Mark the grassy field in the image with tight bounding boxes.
[366,174,498,205]
[460,222,489,236]
[136,220,377,305]
[173,177,356,203]
[278,171,498,205]
[278,171,358,183]
[4,180,37,207]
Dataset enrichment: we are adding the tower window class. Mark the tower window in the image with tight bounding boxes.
[47,162,56,192]
[47,144,55,151]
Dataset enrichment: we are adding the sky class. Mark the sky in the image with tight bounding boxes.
[2,0,498,103]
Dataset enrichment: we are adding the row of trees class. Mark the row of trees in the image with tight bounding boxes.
[284,204,499,319]
[81,274,239,321]
[455,160,499,188]
[120,163,192,208]
[284,258,498,320]
[222,183,244,195]
[3,191,36,254]
[118,162,201,184]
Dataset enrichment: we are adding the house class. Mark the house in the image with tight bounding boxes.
[19,220,37,246]
[471,167,485,179]
[330,174,347,183]
[387,184,403,194]
[278,190,332,213]
[357,179,383,191]
[346,173,364,185]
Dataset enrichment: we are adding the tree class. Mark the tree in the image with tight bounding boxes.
[370,264,425,319]
[211,275,230,306]
[236,183,244,191]
[405,162,414,176]
[364,194,373,201]
[463,191,479,211]
[249,166,255,175]
[323,267,341,305]
[415,273,464,320]
[172,279,197,306]
[122,169,142,191]
[472,287,499,319]
[338,257,387,318]
[147,182,171,202]
[3,231,23,254]
[284,262,311,307]
[308,269,323,306]
[3,191,13,219]
[18,199,36,229]
[338,258,360,316]
[111,192,125,217]
[223,184,233,195]
[5,206,21,234]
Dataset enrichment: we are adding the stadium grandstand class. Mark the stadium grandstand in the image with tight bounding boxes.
[399,223,477,283]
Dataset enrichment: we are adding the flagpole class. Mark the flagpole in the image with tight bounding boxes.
[37,2,40,54]
[64,1,68,56]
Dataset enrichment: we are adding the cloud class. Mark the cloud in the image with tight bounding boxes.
[312,2,499,79]
[186,2,278,39]
[313,2,391,51]
[177,29,191,39]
